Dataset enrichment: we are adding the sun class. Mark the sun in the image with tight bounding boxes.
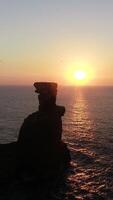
[65,61,94,85]
[74,70,86,81]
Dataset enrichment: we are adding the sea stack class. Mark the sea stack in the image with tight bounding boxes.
[17,82,70,175]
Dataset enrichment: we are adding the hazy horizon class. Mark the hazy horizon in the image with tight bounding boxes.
[0,84,113,87]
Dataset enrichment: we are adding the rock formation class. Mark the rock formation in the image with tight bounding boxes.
[0,82,71,181]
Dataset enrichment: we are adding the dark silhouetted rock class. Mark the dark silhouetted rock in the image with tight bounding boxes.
[17,82,71,176]
[0,82,71,184]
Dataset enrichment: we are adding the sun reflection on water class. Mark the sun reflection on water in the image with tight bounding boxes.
[64,88,94,143]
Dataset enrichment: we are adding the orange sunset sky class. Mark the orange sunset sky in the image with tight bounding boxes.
[0,0,113,86]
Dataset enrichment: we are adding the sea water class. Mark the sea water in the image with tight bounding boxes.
[0,86,113,199]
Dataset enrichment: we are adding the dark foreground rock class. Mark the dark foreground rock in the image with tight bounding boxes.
[0,142,70,200]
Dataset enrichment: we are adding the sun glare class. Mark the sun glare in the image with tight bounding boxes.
[74,71,86,81]
[65,61,94,85]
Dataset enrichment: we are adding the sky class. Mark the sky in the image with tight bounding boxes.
[0,0,113,86]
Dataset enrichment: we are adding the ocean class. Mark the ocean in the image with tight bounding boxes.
[0,86,113,199]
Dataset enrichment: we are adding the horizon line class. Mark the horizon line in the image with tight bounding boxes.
[0,84,113,87]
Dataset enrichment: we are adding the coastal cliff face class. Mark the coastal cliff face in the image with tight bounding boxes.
[0,139,70,200]
[0,140,70,178]
[0,142,17,181]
